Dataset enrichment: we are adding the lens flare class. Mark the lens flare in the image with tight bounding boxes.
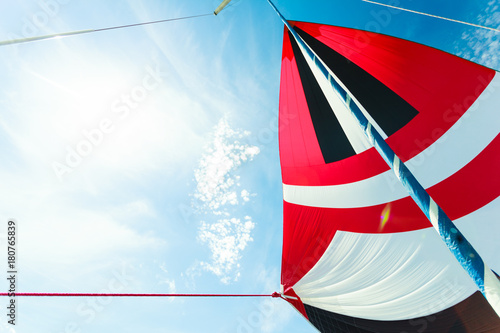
[378,203,392,232]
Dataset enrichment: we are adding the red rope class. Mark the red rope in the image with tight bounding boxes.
[0,292,279,297]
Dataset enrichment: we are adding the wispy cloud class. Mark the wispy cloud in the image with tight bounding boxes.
[157,262,177,302]
[258,269,294,333]
[0,322,16,333]
[182,261,203,290]
[0,33,170,286]
[193,117,259,283]
[234,267,295,333]
[455,0,500,69]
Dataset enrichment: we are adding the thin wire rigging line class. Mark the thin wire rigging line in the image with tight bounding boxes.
[0,13,213,47]
[362,0,500,33]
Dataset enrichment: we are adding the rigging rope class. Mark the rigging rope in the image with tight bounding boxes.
[0,292,281,298]
[0,13,213,47]
[362,0,500,33]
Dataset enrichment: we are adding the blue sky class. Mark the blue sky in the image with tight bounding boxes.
[0,0,498,332]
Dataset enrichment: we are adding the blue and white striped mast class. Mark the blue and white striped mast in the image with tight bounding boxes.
[261,0,500,317]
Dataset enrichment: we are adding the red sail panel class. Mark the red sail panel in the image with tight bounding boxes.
[280,22,495,187]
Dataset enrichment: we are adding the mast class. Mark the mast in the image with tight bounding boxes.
[266,0,500,317]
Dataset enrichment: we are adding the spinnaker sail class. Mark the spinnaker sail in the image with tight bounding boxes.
[277,13,500,333]
[2,0,498,330]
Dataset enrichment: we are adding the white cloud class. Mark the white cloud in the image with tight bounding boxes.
[455,1,500,69]
[192,118,260,283]
[198,216,255,284]
[163,278,176,293]
[241,189,251,202]
[194,117,259,212]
